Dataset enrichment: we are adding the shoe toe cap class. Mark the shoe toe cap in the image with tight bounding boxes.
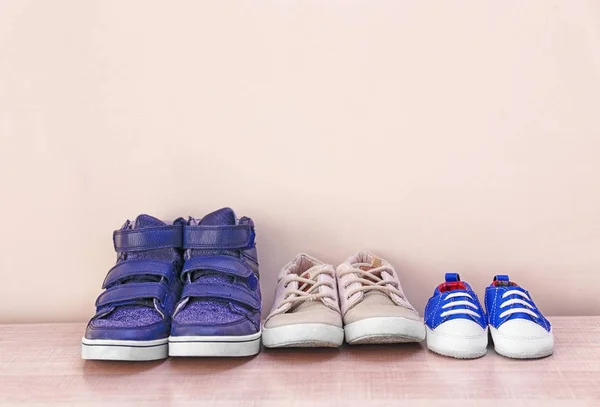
[431,318,486,338]
[264,304,342,329]
[496,319,552,340]
[170,318,258,337]
[85,320,169,341]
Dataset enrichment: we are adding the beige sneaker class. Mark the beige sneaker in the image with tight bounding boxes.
[336,251,426,344]
[263,254,344,348]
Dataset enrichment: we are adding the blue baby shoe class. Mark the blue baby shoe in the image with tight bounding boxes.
[485,275,553,359]
[424,273,487,359]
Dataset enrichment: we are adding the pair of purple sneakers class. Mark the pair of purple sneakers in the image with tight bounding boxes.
[81,208,262,361]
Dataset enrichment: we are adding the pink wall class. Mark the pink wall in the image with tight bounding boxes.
[1,0,599,323]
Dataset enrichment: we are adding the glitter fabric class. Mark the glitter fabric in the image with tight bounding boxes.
[175,298,245,325]
[92,304,162,328]
[175,273,248,325]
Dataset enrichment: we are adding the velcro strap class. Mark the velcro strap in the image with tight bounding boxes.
[96,282,168,308]
[102,260,175,289]
[181,256,252,281]
[183,225,254,250]
[180,283,260,310]
[113,225,183,252]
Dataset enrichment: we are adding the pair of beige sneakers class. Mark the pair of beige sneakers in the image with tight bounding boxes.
[262,251,426,347]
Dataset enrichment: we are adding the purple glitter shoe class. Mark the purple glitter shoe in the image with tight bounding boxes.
[169,208,262,357]
[81,215,184,361]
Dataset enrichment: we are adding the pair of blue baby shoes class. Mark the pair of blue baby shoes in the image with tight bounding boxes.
[424,273,553,359]
[81,207,261,361]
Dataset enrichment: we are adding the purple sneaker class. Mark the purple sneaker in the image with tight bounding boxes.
[169,208,262,357]
[81,215,184,361]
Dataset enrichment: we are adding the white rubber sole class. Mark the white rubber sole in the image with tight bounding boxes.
[168,331,261,357]
[81,337,168,361]
[490,326,554,359]
[426,327,488,359]
[263,323,344,348]
[344,316,426,344]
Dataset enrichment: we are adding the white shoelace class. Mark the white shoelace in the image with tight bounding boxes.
[338,265,404,300]
[498,290,537,319]
[280,268,336,308]
[440,292,481,318]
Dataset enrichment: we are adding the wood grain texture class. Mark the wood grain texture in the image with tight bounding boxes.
[0,317,598,407]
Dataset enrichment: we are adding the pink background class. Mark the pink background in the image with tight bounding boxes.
[1,1,599,323]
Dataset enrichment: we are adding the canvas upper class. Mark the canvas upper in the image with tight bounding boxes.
[84,215,184,341]
[424,273,486,332]
[485,275,551,333]
[170,208,261,337]
[336,251,421,324]
[264,253,341,329]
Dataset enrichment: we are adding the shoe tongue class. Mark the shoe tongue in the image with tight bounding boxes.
[354,256,384,284]
[357,256,383,272]
[288,265,325,313]
[353,256,392,302]
[297,265,322,293]
[132,214,166,229]
[197,207,236,226]
[492,275,518,287]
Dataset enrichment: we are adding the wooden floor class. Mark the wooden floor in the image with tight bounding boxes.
[0,317,598,407]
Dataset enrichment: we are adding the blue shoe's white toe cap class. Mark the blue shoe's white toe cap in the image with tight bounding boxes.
[491,319,554,359]
[426,319,488,359]
[432,319,486,338]
[495,319,551,339]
